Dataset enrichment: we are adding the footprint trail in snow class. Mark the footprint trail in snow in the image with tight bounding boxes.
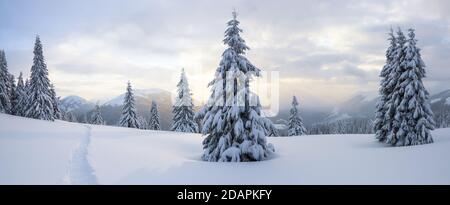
[65,125,97,185]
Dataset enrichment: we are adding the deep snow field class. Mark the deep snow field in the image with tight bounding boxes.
[1,113,450,185]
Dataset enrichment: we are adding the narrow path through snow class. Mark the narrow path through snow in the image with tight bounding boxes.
[64,125,97,185]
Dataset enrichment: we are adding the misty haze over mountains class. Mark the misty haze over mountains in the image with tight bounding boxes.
[60,88,450,130]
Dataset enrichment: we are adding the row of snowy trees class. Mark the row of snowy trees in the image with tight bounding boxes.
[117,81,161,130]
[117,68,199,132]
[373,28,435,146]
[434,105,450,128]
[0,36,111,126]
[0,36,64,121]
[309,118,374,135]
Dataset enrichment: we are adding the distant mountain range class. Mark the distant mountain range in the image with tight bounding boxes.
[319,89,450,124]
[430,90,450,107]
[61,89,450,130]
[60,95,94,112]
[60,89,202,130]
[269,89,450,128]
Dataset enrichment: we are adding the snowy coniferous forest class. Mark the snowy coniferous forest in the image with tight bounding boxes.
[0,10,448,175]
[2,30,446,138]
[308,118,374,135]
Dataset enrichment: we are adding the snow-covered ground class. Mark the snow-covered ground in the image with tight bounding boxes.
[1,113,450,185]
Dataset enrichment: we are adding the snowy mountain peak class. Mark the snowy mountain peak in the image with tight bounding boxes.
[348,91,378,103]
[61,95,91,111]
[430,89,450,105]
[103,88,171,106]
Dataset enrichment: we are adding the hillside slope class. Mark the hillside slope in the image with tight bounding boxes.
[1,113,450,184]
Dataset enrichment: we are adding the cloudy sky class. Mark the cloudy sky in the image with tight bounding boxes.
[1,0,449,109]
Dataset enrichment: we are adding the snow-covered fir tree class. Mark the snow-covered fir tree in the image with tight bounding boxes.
[374,28,397,142]
[148,100,161,130]
[67,111,78,122]
[49,84,62,119]
[381,29,407,145]
[82,114,89,124]
[24,78,30,92]
[13,72,27,116]
[254,96,278,137]
[24,36,54,121]
[119,81,140,128]
[8,74,17,115]
[90,104,105,125]
[138,116,148,130]
[61,110,69,121]
[287,96,307,136]
[0,50,11,113]
[385,28,434,146]
[171,68,199,133]
[23,78,31,113]
[261,114,279,137]
[195,11,274,162]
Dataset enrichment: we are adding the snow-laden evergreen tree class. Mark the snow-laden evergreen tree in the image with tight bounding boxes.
[8,74,17,115]
[14,72,27,116]
[195,11,274,162]
[24,36,54,121]
[382,28,407,145]
[374,28,397,142]
[386,28,434,146]
[138,116,148,130]
[61,110,69,121]
[0,50,11,113]
[119,81,140,128]
[82,114,89,124]
[171,68,199,133]
[49,84,62,119]
[148,100,161,130]
[261,115,279,137]
[67,111,78,122]
[253,95,278,137]
[287,96,307,136]
[90,104,105,125]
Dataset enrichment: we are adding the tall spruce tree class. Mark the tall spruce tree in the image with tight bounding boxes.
[387,29,434,146]
[138,116,148,130]
[374,28,397,142]
[49,84,62,119]
[67,111,78,122]
[24,78,30,96]
[82,114,88,124]
[195,11,274,162]
[119,81,140,128]
[90,104,105,125]
[171,68,199,133]
[8,74,16,115]
[24,36,54,121]
[383,28,407,145]
[0,50,11,113]
[14,72,27,116]
[148,100,161,130]
[287,96,307,136]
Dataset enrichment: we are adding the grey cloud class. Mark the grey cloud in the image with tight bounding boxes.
[1,0,449,102]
